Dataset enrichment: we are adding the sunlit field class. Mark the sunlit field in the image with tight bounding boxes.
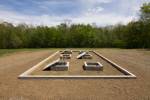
[0,48,150,100]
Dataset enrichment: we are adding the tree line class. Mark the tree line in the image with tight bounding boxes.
[0,3,150,49]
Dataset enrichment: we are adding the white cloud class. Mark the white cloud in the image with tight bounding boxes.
[0,0,148,26]
[116,0,150,15]
[80,0,111,6]
[79,0,111,14]
[0,8,134,27]
[87,7,104,14]
[0,9,62,26]
[72,13,134,26]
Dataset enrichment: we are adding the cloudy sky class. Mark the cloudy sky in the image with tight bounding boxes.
[0,0,149,26]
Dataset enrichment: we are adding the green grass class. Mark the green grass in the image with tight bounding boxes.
[1,48,148,57]
[0,49,44,57]
[0,48,116,57]
[0,48,69,57]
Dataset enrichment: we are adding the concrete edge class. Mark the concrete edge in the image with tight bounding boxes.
[18,75,136,79]
[19,51,59,77]
[93,51,136,78]
[18,50,136,79]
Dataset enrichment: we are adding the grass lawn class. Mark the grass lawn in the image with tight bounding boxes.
[0,49,36,56]
[0,48,63,57]
[0,48,103,57]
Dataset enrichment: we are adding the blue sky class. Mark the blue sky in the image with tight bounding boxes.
[0,0,149,26]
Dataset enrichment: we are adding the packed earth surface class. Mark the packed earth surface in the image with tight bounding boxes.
[30,51,123,76]
[0,49,150,100]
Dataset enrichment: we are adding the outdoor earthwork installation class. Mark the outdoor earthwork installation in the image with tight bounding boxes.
[19,50,136,79]
[0,49,150,99]
[0,0,150,99]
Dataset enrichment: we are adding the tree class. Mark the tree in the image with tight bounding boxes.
[0,2,149,48]
[140,2,150,48]
[140,3,150,23]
